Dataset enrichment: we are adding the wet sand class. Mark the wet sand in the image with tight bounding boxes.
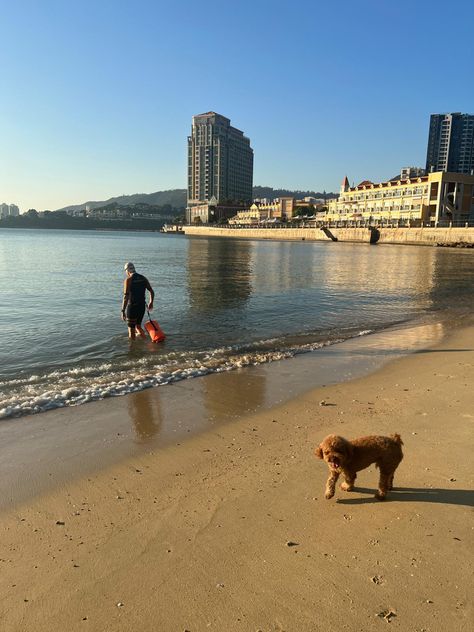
[0,322,472,631]
[0,319,449,509]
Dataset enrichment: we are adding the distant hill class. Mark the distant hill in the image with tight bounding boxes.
[55,186,337,213]
[56,189,187,213]
[253,186,336,200]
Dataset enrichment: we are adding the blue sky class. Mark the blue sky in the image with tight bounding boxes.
[1,0,473,211]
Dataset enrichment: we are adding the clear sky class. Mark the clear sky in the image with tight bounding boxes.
[1,0,473,211]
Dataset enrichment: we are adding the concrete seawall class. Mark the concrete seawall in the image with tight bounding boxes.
[184,225,474,246]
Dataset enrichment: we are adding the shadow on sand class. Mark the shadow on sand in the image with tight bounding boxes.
[336,486,474,507]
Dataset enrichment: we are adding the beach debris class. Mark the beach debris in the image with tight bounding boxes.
[116,602,124,607]
[286,541,299,547]
[371,575,384,585]
[319,400,327,406]
[425,599,433,603]
[216,583,225,589]
[449,477,456,482]
[55,520,65,526]
[376,609,396,622]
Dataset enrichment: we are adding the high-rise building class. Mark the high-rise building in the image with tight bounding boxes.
[1,203,20,218]
[400,167,425,180]
[426,113,474,174]
[187,112,253,209]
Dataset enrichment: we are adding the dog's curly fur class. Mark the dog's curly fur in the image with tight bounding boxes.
[315,433,403,500]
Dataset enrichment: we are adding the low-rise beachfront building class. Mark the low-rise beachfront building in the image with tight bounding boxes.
[187,196,249,224]
[87,207,130,220]
[228,205,269,225]
[326,172,474,226]
[228,198,295,225]
[229,197,324,225]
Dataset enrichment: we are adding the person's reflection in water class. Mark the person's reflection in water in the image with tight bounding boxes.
[127,388,162,442]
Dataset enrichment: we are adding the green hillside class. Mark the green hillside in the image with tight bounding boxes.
[55,186,336,213]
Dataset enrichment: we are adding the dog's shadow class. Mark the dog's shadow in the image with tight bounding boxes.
[336,486,474,507]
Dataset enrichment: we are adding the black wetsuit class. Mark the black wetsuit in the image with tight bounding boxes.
[125,273,148,326]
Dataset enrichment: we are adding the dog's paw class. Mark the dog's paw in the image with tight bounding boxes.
[340,482,353,492]
[375,491,386,501]
[325,490,335,499]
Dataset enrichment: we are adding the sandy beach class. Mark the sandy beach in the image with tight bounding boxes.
[0,324,472,631]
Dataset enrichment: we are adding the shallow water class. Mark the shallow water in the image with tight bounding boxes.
[1,228,474,419]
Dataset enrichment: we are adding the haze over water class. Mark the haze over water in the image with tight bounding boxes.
[1,228,474,420]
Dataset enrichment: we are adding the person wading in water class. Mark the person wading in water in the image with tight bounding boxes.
[121,262,155,340]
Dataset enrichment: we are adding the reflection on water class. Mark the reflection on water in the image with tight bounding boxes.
[319,245,436,297]
[1,230,474,421]
[127,388,162,442]
[429,249,474,312]
[186,238,252,311]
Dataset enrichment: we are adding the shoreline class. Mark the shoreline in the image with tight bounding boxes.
[4,223,474,248]
[184,224,474,247]
[0,317,451,509]
[0,319,473,630]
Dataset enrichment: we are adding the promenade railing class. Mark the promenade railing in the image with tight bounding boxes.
[192,220,474,229]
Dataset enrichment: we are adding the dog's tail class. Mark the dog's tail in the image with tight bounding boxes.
[390,433,403,445]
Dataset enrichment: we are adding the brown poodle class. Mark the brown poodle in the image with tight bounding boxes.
[315,434,403,500]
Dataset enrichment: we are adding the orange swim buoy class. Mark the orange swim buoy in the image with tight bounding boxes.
[145,318,166,343]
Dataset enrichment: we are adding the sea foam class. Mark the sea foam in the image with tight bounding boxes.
[0,331,372,420]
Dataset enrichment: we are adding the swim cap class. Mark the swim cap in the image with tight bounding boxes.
[124,262,135,272]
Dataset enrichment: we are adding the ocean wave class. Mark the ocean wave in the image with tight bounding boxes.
[0,330,372,420]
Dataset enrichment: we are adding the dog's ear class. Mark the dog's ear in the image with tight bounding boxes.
[315,445,323,459]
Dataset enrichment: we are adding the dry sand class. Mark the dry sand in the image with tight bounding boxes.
[0,325,472,631]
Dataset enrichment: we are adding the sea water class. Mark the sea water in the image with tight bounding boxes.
[1,228,473,419]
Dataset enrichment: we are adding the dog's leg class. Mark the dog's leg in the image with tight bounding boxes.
[325,471,340,499]
[387,472,395,490]
[340,470,356,492]
[376,470,392,500]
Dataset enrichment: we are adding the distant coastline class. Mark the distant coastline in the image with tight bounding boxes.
[0,215,166,232]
